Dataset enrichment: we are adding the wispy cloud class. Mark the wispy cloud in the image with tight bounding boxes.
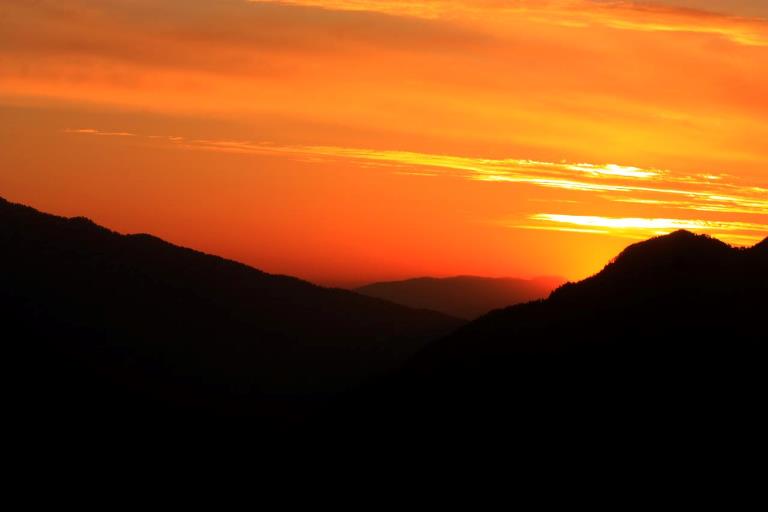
[64,128,768,246]
[516,213,768,245]
[248,0,768,46]
[64,128,136,137]
[152,136,766,217]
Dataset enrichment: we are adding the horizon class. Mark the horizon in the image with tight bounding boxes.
[2,193,764,291]
[2,1,767,286]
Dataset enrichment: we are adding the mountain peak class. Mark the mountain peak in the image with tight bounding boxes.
[609,230,731,268]
[667,229,696,237]
[643,229,722,246]
[547,230,741,304]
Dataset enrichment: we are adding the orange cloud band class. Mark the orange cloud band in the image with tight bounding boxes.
[65,128,768,246]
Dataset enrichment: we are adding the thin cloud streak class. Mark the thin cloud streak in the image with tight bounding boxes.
[64,129,768,248]
[64,129,768,219]
[170,136,767,217]
[248,0,768,46]
[518,213,768,245]
[63,128,136,137]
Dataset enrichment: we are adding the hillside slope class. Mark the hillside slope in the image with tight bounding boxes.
[0,196,462,422]
[334,231,768,437]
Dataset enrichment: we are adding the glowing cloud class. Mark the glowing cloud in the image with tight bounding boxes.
[149,137,766,217]
[64,129,136,137]
[65,129,768,247]
[521,213,768,244]
[248,0,768,46]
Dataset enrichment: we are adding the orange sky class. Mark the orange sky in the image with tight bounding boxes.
[1,0,767,286]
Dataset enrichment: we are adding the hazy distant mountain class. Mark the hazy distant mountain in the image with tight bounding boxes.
[356,275,564,319]
[0,196,462,423]
[335,231,768,439]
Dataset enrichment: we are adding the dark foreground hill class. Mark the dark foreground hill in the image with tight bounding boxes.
[356,275,564,319]
[4,193,766,447]
[328,231,767,440]
[0,196,462,424]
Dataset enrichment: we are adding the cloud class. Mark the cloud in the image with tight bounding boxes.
[167,137,768,216]
[517,213,768,244]
[248,0,768,45]
[63,128,135,137]
[1,0,483,67]
[64,128,768,223]
[8,0,768,245]
[647,1,768,18]
[4,0,768,165]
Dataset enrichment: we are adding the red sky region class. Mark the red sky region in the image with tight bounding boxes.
[1,0,766,286]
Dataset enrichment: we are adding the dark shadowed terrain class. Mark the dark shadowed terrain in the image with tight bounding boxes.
[1,196,462,426]
[3,196,766,445]
[356,275,564,319]
[326,230,767,441]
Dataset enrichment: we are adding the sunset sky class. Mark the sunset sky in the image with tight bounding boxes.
[1,0,766,286]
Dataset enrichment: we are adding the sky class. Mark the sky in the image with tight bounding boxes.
[1,0,767,286]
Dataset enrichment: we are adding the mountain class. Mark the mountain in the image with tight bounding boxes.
[0,196,462,423]
[332,231,768,439]
[755,236,768,253]
[5,194,765,444]
[356,275,564,319]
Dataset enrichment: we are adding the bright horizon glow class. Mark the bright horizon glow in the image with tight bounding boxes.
[524,214,768,244]
[1,0,766,286]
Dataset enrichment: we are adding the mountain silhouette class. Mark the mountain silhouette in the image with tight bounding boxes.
[356,275,564,319]
[330,231,767,440]
[754,235,768,253]
[1,196,462,424]
[4,194,765,444]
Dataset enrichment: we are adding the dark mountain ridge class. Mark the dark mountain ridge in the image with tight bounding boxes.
[332,230,767,437]
[753,235,768,253]
[4,193,766,440]
[1,196,462,422]
[356,275,564,319]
